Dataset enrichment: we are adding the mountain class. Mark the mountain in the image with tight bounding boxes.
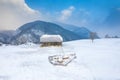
[0,33,8,43]
[0,21,99,45]
[11,21,81,44]
[0,30,15,44]
[57,23,99,39]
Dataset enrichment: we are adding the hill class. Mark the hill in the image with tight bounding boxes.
[57,23,99,39]
[11,21,93,44]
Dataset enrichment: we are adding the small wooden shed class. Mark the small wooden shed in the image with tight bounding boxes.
[40,35,63,47]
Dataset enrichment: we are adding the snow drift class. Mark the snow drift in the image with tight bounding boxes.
[0,39,120,80]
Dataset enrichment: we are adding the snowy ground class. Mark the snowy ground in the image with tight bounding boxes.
[0,39,120,80]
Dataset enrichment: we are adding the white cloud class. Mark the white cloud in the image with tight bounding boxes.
[0,0,43,30]
[58,6,75,22]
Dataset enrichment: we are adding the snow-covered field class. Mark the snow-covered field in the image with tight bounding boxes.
[0,39,120,80]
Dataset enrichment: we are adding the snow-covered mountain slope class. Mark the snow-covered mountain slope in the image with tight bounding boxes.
[0,39,120,80]
[56,23,99,39]
[0,33,10,44]
[11,21,81,44]
[0,30,15,44]
[0,21,99,45]
[0,30,15,37]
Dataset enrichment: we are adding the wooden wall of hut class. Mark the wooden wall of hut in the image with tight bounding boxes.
[41,42,62,47]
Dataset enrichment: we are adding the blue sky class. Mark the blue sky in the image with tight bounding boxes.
[0,0,120,37]
[26,0,120,11]
[25,0,120,17]
[25,0,120,23]
[25,0,120,36]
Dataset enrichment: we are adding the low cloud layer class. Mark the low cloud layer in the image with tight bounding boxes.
[0,0,42,30]
[58,6,75,22]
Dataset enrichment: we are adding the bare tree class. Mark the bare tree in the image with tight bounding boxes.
[90,32,96,43]
[105,34,110,38]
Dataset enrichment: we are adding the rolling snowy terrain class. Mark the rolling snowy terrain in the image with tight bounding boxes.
[0,39,120,80]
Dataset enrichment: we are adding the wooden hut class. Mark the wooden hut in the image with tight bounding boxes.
[40,35,63,47]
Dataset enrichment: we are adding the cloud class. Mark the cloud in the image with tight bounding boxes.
[0,0,43,30]
[58,6,75,22]
[74,9,91,26]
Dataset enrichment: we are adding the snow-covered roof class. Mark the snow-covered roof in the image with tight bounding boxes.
[40,35,63,42]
